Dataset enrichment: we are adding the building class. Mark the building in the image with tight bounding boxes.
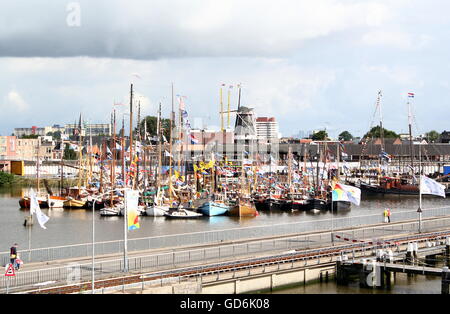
[14,125,65,138]
[186,129,234,146]
[64,123,111,137]
[256,117,280,143]
[15,138,39,161]
[0,136,17,160]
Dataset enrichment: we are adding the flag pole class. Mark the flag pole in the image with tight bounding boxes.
[123,188,129,272]
[418,143,423,233]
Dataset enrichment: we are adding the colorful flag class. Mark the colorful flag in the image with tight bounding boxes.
[125,189,140,231]
[420,175,446,198]
[190,133,199,144]
[332,183,361,206]
[408,92,415,98]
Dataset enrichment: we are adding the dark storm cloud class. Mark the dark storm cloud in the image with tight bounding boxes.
[0,0,381,59]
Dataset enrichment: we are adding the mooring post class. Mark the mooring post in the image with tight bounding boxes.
[442,267,450,295]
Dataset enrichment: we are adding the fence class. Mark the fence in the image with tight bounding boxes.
[2,206,450,266]
[2,214,450,293]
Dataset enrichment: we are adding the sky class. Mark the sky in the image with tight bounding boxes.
[1,0,450,139]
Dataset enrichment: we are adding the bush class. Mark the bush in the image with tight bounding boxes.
[0,172,15,186]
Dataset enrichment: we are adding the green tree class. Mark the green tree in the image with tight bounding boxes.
[0,172,15,186]
[363,126,399,139]
[311,130,329,141]
[338,131,353,141]
[63,143,78,160]
[425,130,439,143]
[138,116,172,141]
[20,134,39,139]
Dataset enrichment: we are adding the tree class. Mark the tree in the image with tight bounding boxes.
[0,172,15,186]
[46,131,61,140]
[20,134,39,139]
[425,130,439,143]
[338,131,353,141]
[63,143,78,160]
[363,126,399,139]
[138,116,172,141]
[311,130,329,141]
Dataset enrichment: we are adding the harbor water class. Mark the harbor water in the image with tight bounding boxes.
[1,185,450,252]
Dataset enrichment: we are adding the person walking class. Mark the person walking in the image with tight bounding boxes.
[387,208,391,223]
[9,243,18,267]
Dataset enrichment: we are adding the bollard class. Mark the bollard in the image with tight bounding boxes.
[406,242,414,264]
[413,242,419,259]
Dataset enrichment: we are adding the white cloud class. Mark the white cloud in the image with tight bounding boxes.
[5,90,29,112]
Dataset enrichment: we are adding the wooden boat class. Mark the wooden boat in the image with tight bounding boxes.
[63,197,87,209]
[46,195,67,209]
[164,208,203,219]
[228,198,257,217]
[19,196,49,209]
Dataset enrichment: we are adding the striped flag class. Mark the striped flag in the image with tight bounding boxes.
[408,92,415,98]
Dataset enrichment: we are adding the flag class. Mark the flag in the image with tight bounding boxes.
[164,150,173,158]
[190,133,199,144]
[181,110,188,119]
[125,189,140,231]
[29,189,49,229]
[408,92,415,98]
[420,175,446,198]
[177,95,186,110]
[106,147,112,160]
[332,183,361,206]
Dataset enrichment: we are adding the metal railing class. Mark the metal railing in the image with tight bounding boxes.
[2,217,450,293]
[2,206,449,266]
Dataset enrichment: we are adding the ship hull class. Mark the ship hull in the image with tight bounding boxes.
[229,203,257,217]
[198,201,230,216]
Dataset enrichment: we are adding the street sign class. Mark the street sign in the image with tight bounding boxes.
[5,264,15,277]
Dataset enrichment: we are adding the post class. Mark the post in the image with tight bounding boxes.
[123,189,129,272]
[28,215,32,262]
[442,267,450,295]
[92,198,96,294]
[418,144,423,233]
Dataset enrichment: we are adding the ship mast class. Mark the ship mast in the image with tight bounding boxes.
[407,97,414,176]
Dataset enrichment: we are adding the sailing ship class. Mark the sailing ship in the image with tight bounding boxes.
[357,91,450,196]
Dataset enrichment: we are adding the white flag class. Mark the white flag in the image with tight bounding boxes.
[29,189,50,229]
[420,175,446,198]
[164,150,173,158]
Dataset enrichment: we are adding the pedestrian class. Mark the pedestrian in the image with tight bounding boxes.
[387,208,391,223]
[9,243,18,266]
[383,209,389,223]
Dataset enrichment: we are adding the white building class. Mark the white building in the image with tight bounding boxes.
[256,117,280,142]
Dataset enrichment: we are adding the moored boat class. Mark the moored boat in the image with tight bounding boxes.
[198,201,230,216]
[164,208,203,219]
[63,197,87,209]
[47,195,67,209]
[228,198,258,217]
[146,205,170,217]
